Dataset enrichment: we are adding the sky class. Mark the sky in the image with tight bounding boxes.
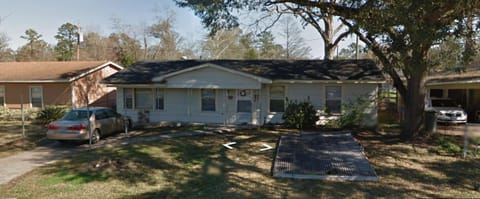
[0,0,353,59]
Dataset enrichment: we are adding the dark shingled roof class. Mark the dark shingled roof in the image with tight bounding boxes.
[102,59,384,84]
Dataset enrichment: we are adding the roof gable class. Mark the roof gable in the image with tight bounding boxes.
[0,61,123,83]
[152,63,272,84]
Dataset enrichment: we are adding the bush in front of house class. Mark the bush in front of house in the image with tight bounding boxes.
[0,107,38,121]
[337,96,371,129]
[36,106,69,125]
[282,99,318,129]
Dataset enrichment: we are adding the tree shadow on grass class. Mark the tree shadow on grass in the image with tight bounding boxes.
[41,143,180,185]
[119,133,285,199]
[426,158,480,191]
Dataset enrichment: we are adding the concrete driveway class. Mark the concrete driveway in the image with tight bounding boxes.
[0,142,85,185]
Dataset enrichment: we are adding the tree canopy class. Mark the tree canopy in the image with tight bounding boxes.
[54,22,79,61]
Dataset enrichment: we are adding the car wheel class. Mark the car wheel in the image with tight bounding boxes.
[91,129,101,143]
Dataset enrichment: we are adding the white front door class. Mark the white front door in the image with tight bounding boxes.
[236,89,253,124]
[224,89,237,124]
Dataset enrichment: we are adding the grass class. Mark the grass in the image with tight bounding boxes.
[0,120,48,158]
[1,128,479,198]
[131,124,207,137]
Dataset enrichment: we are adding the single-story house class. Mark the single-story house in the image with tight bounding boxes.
[102,59,385,127]
[426,65,480,122]
[0,61,123,109]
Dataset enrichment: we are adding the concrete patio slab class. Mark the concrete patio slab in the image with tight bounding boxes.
[272,131,378,181]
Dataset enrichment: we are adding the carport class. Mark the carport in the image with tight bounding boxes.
[426,68,480,123]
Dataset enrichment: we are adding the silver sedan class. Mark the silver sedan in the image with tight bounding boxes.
[46,107,130,143]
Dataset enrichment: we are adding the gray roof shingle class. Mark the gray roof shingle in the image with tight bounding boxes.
[102,59,384,84]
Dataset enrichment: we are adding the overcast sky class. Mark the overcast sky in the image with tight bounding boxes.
[0,0,356,58]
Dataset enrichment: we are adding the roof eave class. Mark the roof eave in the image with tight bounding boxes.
[272,79,385,84]
[68,61,124,82]
[103,83,167,88]
[0,79,71,83]
[426,79,480,86]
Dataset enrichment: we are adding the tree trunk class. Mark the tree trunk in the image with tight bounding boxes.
[324,44,335,60]
[401,68,426,139]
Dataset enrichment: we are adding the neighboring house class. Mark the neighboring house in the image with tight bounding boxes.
[102,59,385,127]
[0,61,123,109]
[426,66,480,122]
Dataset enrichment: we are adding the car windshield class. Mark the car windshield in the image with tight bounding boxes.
[62,110,93,121]
[432,99,457,107]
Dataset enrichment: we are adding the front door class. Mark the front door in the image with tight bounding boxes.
[236,89,253,124]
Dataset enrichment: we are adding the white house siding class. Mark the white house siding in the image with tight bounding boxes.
[263,83,378,127]
[114,64,378,127]
[165,67,262,89]
[264,84,323,124]
[343,83,379,128]
[116,87,263,125]
[286,83,324,107]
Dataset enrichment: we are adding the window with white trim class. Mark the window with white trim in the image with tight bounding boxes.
[325,86,342,114]
[30,86,43,108]
[269,86,285,112]
[124,88,133,109]
[0,86,4,107]
[201,89,216,111]
[155,88,164,110]
[135,88,153,109]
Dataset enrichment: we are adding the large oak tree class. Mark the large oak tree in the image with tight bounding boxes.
[177,0,479,138]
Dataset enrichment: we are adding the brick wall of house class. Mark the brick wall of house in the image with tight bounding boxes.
[73,64,119,108]
[1,83,72,109]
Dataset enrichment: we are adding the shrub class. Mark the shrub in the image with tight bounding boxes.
[36,106,68,125]
[338,96,371,129]
[0,107,38,121]
[434,136,462,155]
[282,99,318,129]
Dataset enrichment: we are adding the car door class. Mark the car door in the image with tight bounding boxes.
[105,109,122,132]
[95,110,113,135]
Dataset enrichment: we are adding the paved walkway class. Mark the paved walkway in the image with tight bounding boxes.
[0,130,213,185]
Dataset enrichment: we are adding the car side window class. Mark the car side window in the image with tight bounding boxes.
[105,109,116,118]
[95,110,108,120]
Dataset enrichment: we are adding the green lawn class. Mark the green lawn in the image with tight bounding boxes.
[0,120,47,158]
[1,129,479,198]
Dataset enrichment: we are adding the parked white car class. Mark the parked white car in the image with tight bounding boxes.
[428,98,467,124]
